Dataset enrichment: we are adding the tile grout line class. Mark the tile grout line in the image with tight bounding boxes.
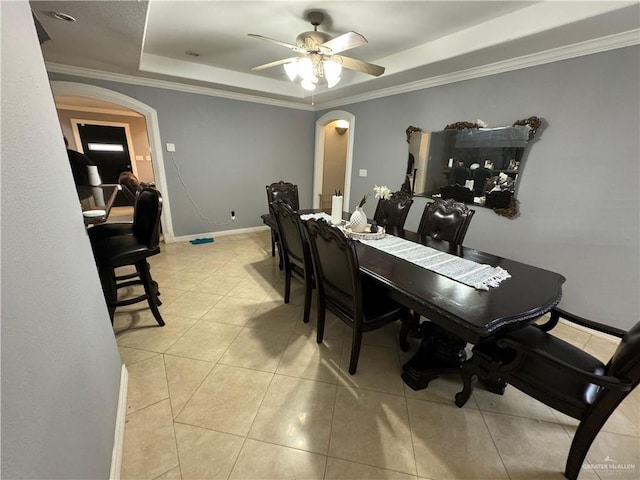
[476,406,515,480]
[401,392,420,478]
[162,353,183,480]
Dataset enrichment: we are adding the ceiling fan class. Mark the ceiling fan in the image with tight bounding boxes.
[248,11,385,91]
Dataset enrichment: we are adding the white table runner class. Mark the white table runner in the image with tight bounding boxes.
[360,235,510,291]
[299,213,510,290]
[300,212,333,222]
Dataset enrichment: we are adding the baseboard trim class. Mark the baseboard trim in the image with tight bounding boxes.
[169,225,270,243]
[109,364,128,480]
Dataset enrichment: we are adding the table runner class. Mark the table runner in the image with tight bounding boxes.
[300,212,334,222]
[299,212,510,290]
[360,235,510,290]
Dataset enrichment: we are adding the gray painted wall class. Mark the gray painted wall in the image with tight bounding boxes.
[48,73,317,237]
[1,3,123,478]
[45,45,638,330]
[319,46,640,330]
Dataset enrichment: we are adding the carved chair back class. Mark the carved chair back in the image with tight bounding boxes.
[418,198,475,245]
[305,218,360,317]
[132,187,163,250]
[440,184,474,204]
[270,200,309,273]
[266,181,299,214]
[451,166,471,186]
[472,168,493,196]
[373,191,413,230]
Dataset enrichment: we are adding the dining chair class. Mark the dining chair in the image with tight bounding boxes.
[266,181,300,266]
[91,187,164,326]
[472,167,493,196]
[304,218,411,374]
[440,184,474,203]
[417,198,475,245]
[455,308,640,480]
[451,165,471,186]
[485,189,513,209]
[318,193,333,211]
[404,198,477,345]
[373,190,413,231]
[270,200,313,324]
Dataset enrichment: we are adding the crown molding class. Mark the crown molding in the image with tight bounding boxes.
[45,63,315,111]
[55,103,143,117]
[314,29,640,110]
[46,29,638,112]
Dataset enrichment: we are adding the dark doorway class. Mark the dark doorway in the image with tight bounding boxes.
[78,124,132,206]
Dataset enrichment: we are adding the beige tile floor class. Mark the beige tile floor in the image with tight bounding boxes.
[114,231,639,480]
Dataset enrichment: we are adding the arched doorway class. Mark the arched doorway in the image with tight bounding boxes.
[313,110,355,210]
[50,81,175,241]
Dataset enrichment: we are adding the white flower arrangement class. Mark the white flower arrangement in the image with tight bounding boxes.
[476,118,489,128]
[374,185,392,200]
[359,185,392,207]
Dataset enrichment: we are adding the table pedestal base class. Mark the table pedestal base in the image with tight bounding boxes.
[401,322,468,391]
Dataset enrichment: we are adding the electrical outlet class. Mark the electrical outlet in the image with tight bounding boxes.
[166,143,175,152]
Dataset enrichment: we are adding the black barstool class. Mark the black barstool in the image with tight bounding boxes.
[91,187,164,325]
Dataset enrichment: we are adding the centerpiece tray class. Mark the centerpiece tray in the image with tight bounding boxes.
[342,224,386,240]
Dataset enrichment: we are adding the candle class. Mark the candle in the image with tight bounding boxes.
[331,195,343,224]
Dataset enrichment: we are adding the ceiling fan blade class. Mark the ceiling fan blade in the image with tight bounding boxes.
[251,57,300,71]
[334,55,385,77]
[247,34,306,53]
[320,31,367,54]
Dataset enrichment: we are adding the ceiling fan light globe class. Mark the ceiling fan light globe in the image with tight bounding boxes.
[283,62,298,81]
[297,57,314,80]
[300,78,316,91]
[327,76,341,88]
[323,60,342,83]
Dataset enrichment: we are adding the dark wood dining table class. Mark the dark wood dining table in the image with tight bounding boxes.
[78,184,121,225]
[261,211,566,390]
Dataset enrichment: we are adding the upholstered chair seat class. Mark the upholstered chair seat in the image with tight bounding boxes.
[472,326,606,414]
[455,308,640,480]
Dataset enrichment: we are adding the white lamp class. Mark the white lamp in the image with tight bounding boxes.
[300,78,316,91]
[323,59,342,88]
[284,62,298,81]
[283,56,342,90]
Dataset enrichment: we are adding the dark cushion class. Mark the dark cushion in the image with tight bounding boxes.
[475,325,606,412]
[485,190,513,209]
[440,184,474,203]
[361,277,406,324]
[88,222,133,242]
[92,235,159,268]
